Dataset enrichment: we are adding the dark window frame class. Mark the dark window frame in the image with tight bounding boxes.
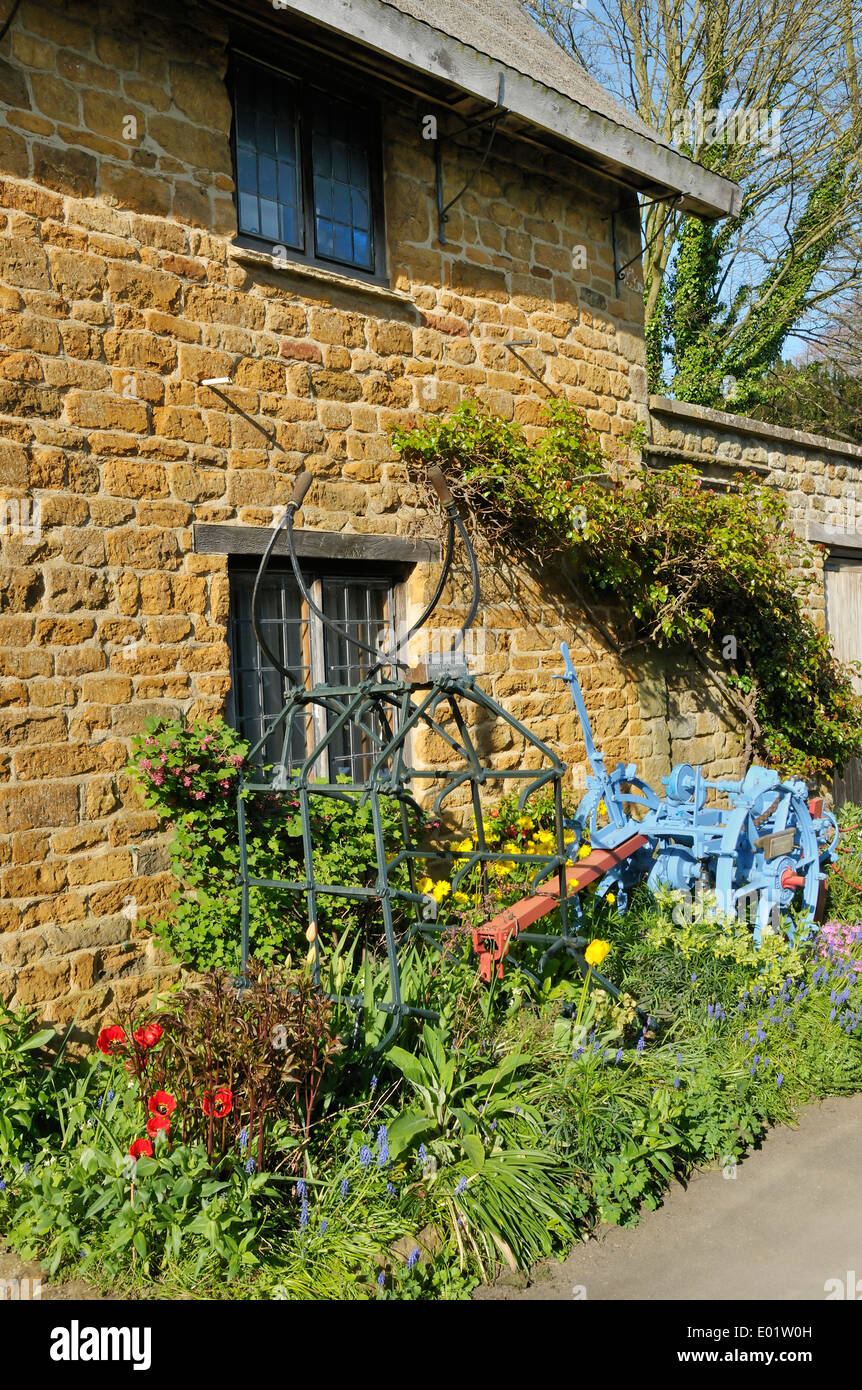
[226,558,404,778]
[228,47,388,285]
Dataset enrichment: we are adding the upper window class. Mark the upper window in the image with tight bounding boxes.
[228,564,398,779]
[231,53,383,279]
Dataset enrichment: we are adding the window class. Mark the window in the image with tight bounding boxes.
[231,52,384,278]
[228,565,398,778]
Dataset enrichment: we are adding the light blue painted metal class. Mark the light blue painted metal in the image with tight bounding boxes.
[558,642,839,943]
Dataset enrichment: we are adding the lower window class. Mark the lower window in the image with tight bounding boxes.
[227,564,398,779]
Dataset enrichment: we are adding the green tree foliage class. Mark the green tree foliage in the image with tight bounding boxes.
[529,0,862,404]
[744,359,862,444]
[666,146,858,411]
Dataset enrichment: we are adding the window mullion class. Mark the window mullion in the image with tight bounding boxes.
[308,578,329,780]
[300,79,315,263]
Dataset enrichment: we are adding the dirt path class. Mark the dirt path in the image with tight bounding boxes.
[0,1244,108,1301]
[475,1093,862,1301]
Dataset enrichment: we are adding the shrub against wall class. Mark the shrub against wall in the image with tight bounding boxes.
[128,718,416,971]
[392,397,862,780]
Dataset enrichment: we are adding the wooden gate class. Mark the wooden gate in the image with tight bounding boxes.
[825,557,862,806]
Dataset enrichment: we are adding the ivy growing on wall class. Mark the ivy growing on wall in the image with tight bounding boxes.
[391,397,862,781]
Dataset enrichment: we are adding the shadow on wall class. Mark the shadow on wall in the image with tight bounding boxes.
[419,538,743,796]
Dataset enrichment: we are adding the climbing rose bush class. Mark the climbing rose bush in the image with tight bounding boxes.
[127,716,422,972]
[391,395,862,780]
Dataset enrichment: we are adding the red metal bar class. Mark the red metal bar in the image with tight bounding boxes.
[471,834,648,980]
[781,869,805,889]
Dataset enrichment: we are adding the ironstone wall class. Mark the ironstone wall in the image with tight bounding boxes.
[0,0,856,1030]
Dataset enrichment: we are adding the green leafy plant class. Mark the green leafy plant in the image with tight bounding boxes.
[128,716,420,971]
[385,1024,538,1168]
[4,1138,278,1282]
[381,1024,582,1274]
[392,397,862,779]
[826,802,862,924]
[0,1001,57,1162]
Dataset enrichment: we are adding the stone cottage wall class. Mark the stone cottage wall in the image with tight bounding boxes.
[0,0,786,1030]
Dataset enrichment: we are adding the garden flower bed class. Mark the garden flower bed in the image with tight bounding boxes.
[2,781,861,1301]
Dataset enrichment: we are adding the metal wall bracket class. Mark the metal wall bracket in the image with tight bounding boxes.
[435,73,507,244]
[612,194,681,297]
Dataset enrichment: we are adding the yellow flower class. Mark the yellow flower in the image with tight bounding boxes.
[516,815,534,830]
[432,880,451,903]
[584,938,610,967]
[598,801,606,816]
[484,827,500,844]
[578,845,591,860]
[416,875,434,894]
[454,837,474,853]
[490,862,512,878]
[606,893,617,905]
[454,891,470,905]
[503,840,519,853]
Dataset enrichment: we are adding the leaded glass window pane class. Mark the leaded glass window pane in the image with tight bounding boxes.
[233,58,303,251]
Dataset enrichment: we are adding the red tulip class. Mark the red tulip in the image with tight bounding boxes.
[133,1022,163,1049]
[148,1090,176,1117]
[96,1026,127,1056]
[201,1087,233,1119]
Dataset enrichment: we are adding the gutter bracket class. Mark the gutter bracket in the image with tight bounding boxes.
[435,72,507,245]
[612,194,682,297]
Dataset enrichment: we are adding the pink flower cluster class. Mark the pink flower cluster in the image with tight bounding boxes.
[135,726,245,807]
[818,919,862,973]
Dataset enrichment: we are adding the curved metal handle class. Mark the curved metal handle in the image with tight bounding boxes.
[251,462,482,684]
[285,514,404,670]
[394,468,480,666]
[250,471,316,685]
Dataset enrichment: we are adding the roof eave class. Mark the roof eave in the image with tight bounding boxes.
[273,0,741,219]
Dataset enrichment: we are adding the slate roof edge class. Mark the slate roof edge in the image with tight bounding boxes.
[272,0,741,218]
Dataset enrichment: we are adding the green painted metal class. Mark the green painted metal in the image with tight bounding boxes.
[235,468,577,1049]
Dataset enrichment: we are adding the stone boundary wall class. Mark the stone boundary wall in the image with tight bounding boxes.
[648,395,862,636]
